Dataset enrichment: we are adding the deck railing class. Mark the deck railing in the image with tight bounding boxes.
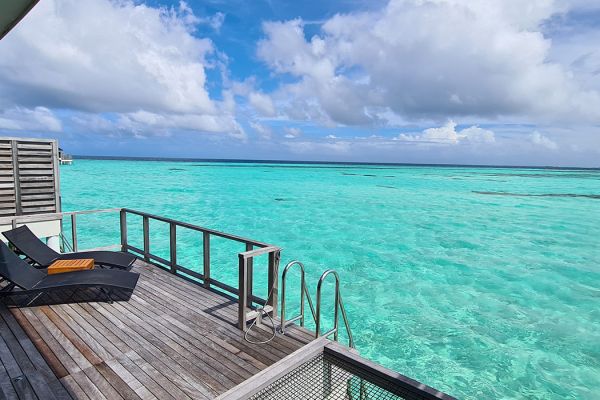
[1,208,281,330]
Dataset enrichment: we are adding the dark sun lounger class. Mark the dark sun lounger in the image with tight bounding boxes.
[0,241,139,305]
[3,225,136,270]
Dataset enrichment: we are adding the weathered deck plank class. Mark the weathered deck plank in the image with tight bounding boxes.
[0,304,72,400]
[0,260,314,399]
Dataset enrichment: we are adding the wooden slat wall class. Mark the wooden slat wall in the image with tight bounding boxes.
[0,138,60,218]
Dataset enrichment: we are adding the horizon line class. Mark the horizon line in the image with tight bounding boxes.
[72,155,600,171]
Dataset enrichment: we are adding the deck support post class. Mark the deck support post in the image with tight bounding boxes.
[169,222,177,274]
[120,209,127,252]
[203,232,210,288]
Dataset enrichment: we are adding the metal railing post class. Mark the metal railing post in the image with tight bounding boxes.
[246,243,253,306]
[71,214,78,252]
[169,222,177,274]
[142,216,150,262]
[203,232,210,288]
[238,254,248,330]
[267,250,280,317]
[120,209,127,252]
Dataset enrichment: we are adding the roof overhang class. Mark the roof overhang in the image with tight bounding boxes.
[0,0,40,40]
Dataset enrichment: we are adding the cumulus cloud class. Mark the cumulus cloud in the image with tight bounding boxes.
[198,12,226,32]
[0,0,243,138]
[257,0,600,126]
[284,140,351,154]
[250,121,272,140]
[397,121,495,144]
[284,127,302,139]
[248,92,276,117]
[117,111,246,140]
[530,131,558,149]
[0,107,62,132]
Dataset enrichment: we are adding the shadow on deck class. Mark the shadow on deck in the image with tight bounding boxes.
[0,260,314,400]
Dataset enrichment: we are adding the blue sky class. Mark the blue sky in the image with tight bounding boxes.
[1,0,600,166]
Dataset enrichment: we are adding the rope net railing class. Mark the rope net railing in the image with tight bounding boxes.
[248,353,426,400]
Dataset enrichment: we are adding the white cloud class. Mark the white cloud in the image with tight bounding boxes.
[117,111,246,140]
[198,12,226,32]
[284,140,351,154]
[250,121,272,140]
[257,0,600,127]
[397,121,495,144]
[0,0,242,137]
[0,107,62,132]
[530,131,558,149]
[248,92,276,117]
[284,127,302,139]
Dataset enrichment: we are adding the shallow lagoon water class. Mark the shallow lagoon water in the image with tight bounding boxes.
[61,160,600,399]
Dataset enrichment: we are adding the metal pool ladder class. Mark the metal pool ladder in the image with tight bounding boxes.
[280,261,355,348]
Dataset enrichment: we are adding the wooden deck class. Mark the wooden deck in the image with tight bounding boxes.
[0,260,314,399]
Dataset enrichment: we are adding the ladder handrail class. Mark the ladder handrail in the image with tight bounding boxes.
[280,261,354,348]
[280,261,317,333]
[316,269,354,348]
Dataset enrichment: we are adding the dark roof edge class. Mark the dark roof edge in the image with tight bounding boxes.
[0,0,40,41]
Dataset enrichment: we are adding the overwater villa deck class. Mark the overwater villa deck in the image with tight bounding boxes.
[0,259,312,399]
[0,207,455,400]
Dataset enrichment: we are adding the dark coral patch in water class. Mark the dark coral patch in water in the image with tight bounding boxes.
[473,191,600,199]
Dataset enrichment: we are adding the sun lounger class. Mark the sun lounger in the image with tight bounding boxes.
[3,225,136,270]
[0,241,139,304]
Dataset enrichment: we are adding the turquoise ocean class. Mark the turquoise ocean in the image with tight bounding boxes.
[60,160,600,399]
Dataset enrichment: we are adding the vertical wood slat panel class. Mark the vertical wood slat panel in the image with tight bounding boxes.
[10,140,21,215]
[0,138,60,218]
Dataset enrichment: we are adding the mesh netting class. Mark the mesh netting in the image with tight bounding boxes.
[248,353,416,400]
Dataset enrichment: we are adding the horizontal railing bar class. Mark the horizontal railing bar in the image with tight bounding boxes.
[251,294,267,304]
[174,265,205,281]
[210,279,239,295]
[322,328,337,338]
[125,244,144,255]
[61,208,122,216]
[147,253,170,266]
[239,246,281,259]
[282,315,303,326]
[0,213,61,225]
[0,208,122,225]
[123,208,270,247]
[70,244,120,252]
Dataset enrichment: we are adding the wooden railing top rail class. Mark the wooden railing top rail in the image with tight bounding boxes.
[0,207,272,248]
[122,208,271,248]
